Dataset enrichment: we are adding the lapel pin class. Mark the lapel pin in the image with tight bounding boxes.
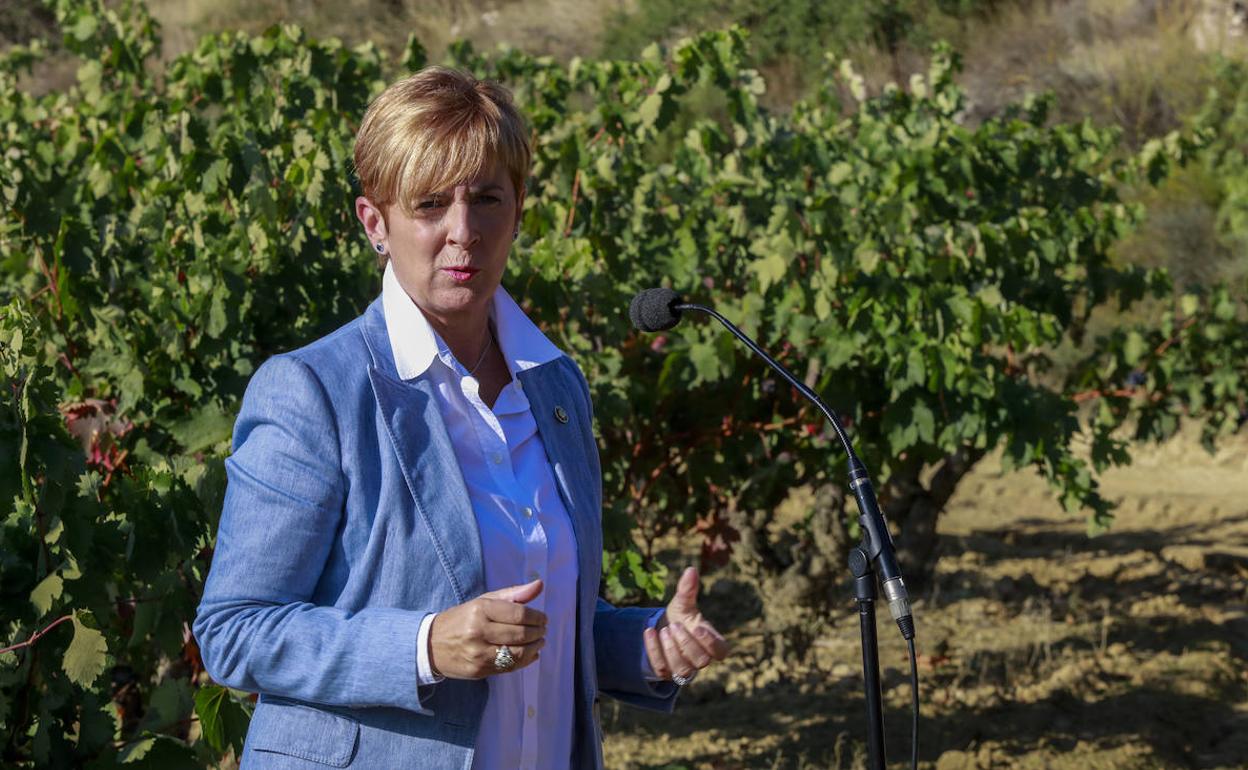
[554,406,569,424]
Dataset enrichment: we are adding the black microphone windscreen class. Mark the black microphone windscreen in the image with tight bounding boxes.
[629,288,684,332]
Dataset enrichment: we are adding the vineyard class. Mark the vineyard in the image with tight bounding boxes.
[2,0,1246,767]
[604,427,1248,768]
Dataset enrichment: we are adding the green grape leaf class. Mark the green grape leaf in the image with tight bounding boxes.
[637,92,663,129]
[194,685,250,756]
[1123,331,1148,366]
[118,736,156,763]
[30,573,63,615]
[167,406,235,454]
[70,14,98,42]
[63,612,109,688]
[688,341,721,383]
[194,686,229,753]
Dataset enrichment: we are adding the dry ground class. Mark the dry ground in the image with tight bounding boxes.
[602,429,1248,769]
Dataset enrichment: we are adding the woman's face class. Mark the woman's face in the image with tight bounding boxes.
[361,160,522,329]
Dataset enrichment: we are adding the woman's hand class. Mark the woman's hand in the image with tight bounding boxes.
[643,566,730,682]
[429,579,547,679]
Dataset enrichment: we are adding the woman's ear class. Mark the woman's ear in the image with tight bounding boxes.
[355,196,388,246]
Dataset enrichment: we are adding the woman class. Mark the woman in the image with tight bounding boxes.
[193,67,728,769]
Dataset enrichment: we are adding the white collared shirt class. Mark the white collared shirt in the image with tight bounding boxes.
[382,264,578,770]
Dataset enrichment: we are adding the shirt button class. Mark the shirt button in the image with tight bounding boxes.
[528,570,540,581]
[527,706,535,718]
[491,452,503,465]
[523,506,534,518]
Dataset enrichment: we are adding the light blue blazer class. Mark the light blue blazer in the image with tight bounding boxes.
[193,297,676,769]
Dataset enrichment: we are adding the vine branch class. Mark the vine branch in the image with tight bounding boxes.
[563,169,582,236]
[1070,316,1199,404]
[0,614,74,656]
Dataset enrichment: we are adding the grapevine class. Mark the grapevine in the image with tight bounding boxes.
[2,0,1245,764]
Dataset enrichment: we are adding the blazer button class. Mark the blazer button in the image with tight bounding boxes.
[553,406,569,424]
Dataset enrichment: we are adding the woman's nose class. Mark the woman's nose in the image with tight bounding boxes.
[445,201,480,249]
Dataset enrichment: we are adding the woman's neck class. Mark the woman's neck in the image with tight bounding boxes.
[418,301,511,407]
[421,308,492,374]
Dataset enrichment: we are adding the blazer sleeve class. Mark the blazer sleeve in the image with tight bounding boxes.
[192,354,429,712]
[593,600,678,711]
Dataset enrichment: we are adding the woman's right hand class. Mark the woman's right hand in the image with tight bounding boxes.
[428,579,547,679]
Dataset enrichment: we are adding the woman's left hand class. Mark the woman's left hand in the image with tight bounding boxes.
[643,566,730,683]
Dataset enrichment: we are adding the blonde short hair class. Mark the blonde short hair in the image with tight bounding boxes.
[353,67,531,216]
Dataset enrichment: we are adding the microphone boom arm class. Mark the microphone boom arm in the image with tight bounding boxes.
[676,303,853,454]
[674,302,914,640]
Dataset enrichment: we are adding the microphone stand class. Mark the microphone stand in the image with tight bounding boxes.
[673,302,899,770]
[850,547,887,770]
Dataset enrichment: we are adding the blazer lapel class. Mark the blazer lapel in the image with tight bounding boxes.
[361,301,486,604]
[519,361,602,593]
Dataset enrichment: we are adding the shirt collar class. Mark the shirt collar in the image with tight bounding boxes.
[381,262,564,382]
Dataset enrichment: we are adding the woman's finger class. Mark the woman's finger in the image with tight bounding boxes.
[487,638,544,676]
[481,598,547,628]
[666,566,700,617]
[483,620,546,646]
[480,578,544,603]
[659,625,695,678]
[432,596,547,680]
[669,621,712,669]
[690,621,730,660]
[643,626,670,679]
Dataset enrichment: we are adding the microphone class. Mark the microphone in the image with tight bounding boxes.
[629,287,684,332]
[629,288,914,641]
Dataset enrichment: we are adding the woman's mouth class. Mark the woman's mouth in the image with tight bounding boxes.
[441,266,479,282]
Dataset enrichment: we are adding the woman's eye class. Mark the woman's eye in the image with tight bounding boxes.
[474,194,501,205]
[416,199,442,210]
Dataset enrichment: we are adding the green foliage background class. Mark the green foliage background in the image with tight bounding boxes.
[1,0,1245,765]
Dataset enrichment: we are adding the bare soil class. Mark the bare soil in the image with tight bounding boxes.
[602,430,1248,769]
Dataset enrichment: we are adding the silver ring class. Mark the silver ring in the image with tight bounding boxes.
[671,670,696,687]
[493,645,516,672]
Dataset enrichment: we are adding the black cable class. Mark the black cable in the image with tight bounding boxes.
[907,637,919,770]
